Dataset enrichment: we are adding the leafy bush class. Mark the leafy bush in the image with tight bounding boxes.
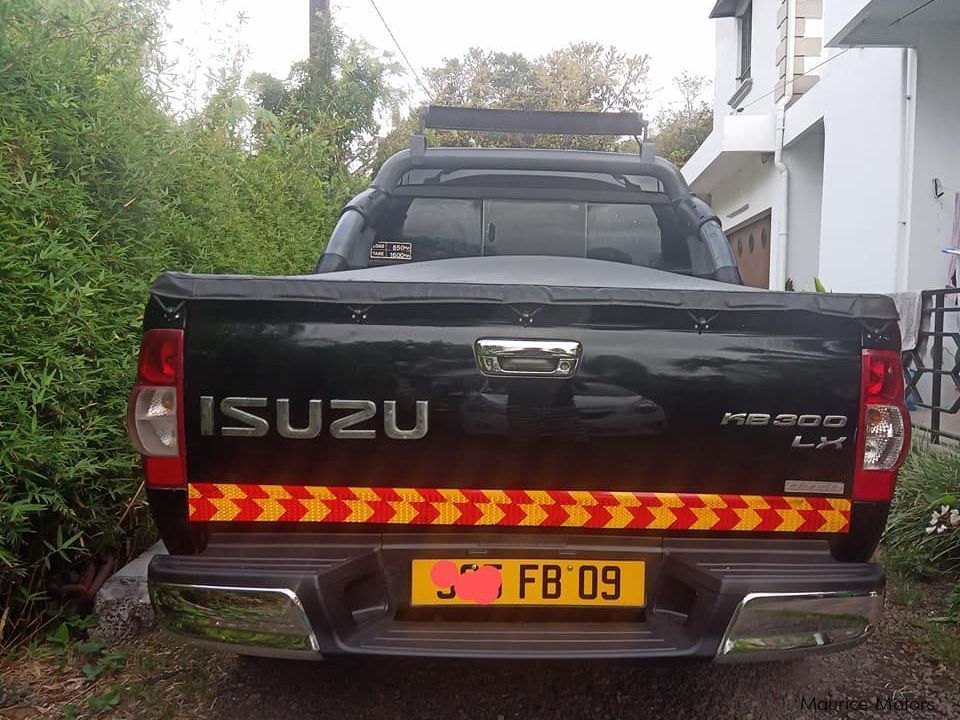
[884,443,960,620]
[0,0,395,645]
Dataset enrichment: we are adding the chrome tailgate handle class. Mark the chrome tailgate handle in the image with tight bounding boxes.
[475,339,582,378]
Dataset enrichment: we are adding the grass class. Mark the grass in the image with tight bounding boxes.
[109,635,226,720]
[1,631,227,719]
[880,440,960,670]
[883,441,960,589]
[884,566,960,672]
[922,627,960,673]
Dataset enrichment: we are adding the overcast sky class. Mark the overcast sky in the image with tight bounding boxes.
[164,0,718,119]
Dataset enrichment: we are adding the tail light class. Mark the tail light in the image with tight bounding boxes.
[853,349,911,501]
[128,329,186,487]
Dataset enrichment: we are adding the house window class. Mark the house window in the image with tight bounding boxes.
[738,2,753,82]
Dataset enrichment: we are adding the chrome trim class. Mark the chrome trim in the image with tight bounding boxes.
[199,395,214,436]
[783,480,846,495]
[383,400,429,439]
[220,397,269,437]
[475,339,583,378]
[276,398,323,439]
[329,399,377,439]
[716,590,883,663]
[149,582,321,654]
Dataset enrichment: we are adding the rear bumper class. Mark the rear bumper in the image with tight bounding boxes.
[148,533,884,661]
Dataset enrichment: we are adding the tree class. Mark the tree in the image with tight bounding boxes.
[650,71,713,168]
[0,0,400,643]
[246,15,404,171]
[374,43,651,166]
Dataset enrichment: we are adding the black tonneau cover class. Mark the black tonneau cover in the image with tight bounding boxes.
[152,256,898,320]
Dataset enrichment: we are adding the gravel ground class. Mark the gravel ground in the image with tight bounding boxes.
[2,576,958,720]
[215,635,957,720]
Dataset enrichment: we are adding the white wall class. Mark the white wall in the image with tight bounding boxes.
[712,18,740,128]
[695,2,926,294]
[825,0,872,45]
[693,4,787,290]
[712,1,780,120]
[907,29,960,292]
[784,127,824,289]
[816,48,906,293]
[708,153,779,234]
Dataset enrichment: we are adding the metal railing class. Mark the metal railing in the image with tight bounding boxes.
[903,288,960,444]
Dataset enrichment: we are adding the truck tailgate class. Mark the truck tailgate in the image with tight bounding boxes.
[151,259,901,534]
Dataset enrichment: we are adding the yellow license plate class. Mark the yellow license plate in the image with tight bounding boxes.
[410,559,645,607]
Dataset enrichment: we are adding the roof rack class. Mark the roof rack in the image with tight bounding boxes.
[412,105,656,162]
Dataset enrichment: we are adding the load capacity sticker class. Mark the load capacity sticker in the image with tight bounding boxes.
[370,241,413,261]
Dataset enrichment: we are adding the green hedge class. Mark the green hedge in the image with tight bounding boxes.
[0,0,378,643]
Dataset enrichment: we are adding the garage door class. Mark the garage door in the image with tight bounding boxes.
[726,212,771,289]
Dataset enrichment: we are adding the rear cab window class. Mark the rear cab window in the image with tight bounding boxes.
[370,179,700,276]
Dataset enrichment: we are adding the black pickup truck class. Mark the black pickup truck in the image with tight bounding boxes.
[130,107,910,661]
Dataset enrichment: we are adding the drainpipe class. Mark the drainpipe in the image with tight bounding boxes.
[895,47,918,292]
[774,105,789,292]
[772,0,796,292]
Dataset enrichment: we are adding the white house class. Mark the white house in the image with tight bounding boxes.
[683,0,960,295]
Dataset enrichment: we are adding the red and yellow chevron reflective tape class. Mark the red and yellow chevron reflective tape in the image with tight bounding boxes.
[187,483,851,533]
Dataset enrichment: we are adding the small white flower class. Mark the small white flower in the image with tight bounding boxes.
[925,505,960,535]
